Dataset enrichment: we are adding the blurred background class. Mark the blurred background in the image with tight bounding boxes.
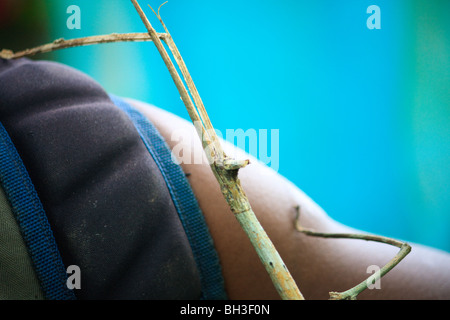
[1,0,449,252]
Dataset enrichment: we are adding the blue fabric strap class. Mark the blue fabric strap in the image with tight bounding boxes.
[110,95,228,300]
[0,121,76,300]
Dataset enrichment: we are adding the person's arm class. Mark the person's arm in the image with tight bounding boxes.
[127,98,450,300]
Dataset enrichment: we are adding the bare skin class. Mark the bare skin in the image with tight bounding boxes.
[127,98,450,300]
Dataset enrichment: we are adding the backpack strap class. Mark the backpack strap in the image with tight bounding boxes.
[0,183,44,300]
[0,121,76,300]
[110,95,227,300]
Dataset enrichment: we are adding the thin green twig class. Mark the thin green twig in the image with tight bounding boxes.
[0,33,165,59]
[130,0,304,300]
[294,205,411,300]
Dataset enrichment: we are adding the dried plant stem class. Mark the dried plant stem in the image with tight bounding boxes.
[130,0,304,300]
[294,206,411,300]
[0,33,166,59]
[149,3,217,144]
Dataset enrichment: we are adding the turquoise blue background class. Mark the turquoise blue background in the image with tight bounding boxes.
[7,1,450,251]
